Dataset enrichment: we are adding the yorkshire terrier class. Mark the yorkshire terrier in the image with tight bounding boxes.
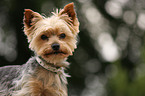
[0,2,79,96]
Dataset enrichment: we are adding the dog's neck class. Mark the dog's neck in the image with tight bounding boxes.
[36,56,62,73]
[35,56,69,73]
[35,56,70,84]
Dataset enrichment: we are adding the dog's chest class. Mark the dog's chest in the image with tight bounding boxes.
[30,67,68,96]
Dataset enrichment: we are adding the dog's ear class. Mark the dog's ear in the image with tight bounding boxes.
[62,3,76,21]
[59,3,79,35]
[23,9,43,41]
[24,9,43,29]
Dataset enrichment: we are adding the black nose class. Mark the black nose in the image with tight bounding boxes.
[51,43,60,50]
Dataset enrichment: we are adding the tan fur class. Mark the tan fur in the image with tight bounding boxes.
[29,67,67,96]
[12,65,68,96]
[11,2,79,96]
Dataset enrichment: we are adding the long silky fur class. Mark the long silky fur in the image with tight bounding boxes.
[11,57,68,96]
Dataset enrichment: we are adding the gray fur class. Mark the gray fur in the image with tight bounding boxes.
[0,57,39,96]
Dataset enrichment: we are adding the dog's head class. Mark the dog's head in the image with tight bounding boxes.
[23,3,79,64]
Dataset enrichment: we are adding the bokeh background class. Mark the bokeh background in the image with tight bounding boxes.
[0,0,145,96]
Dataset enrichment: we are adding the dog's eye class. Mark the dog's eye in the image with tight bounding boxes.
[41,35,48,40]
[59,33,66,39]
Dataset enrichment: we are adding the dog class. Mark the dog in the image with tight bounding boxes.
[0,2,79,96]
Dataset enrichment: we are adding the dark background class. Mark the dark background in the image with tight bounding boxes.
[0,0,145,96]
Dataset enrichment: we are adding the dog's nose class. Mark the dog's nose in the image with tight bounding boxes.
[51,43,60,50]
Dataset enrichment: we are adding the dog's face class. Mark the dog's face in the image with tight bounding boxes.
[23,3,79,64]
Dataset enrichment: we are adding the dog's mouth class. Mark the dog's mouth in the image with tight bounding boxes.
[44,51,68,56]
